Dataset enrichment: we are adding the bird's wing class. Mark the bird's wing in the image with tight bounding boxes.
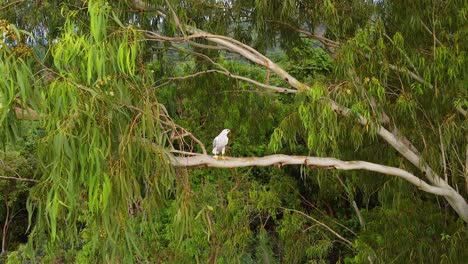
[217,135,228,148]
[212,136,218,149]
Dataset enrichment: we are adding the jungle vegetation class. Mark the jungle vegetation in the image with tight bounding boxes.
[0,0,467,263]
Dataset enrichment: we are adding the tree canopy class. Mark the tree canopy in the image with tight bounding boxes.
[0,0,467,263]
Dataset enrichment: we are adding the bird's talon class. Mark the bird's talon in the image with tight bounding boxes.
[213,155,219,160]
[222,156,226,160]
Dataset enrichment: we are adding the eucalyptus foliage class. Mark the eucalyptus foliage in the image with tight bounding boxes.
[1,0,467,263]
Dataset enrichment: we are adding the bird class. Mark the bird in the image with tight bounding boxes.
[212,129,230,160]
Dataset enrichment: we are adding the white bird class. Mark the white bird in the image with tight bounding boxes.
[212,129,230,160]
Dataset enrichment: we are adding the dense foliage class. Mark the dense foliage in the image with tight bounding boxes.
[1,0,467,263]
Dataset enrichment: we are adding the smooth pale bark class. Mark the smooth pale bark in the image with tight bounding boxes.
[172,154,456,198]
[185,26,310,92]
[332,95,467,221]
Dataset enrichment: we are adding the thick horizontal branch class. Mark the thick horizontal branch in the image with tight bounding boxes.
[172,154,454,197]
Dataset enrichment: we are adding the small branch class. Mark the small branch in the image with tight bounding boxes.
[419,19,442,46]
[280,207,352,246]
[167,69,220,81]
[465,135,468,192]
[164,0,186,36]
[122,103,207,154]
[143,27,308,91]
[168,69,296,93]
[2,195,9,254]
[167,46,296,93]
[351,200,365,229]
[387,64,433,88]
[296,190,357,236]
[160,105,207,155]
[170,150,204,156]
[188,40,227,50]
[439,126,448,182]
[170,45,229,72]
[267,20,340,48]
[0,0,25,10]
[456,106,467,118]
[0,161,21,178]
[335,175,366,229]
[0,175,38,183]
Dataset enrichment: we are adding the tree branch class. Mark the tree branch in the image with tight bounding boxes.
[167,69,296,93]
[267,20,340,48]
[387,63,432,88]
[456,106,467,118]
[280,207,353,246]
[122,103,208,154]
[0,175,39,183]
[335,175,366,229]
[2,195,9,254]
[0,0,25,10]
[329,98,468,220]
[171,154,455,198]
[183,27,310,91]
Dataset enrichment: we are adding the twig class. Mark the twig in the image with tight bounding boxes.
[439,126,448,183]
[170,46,229,72]
[295,189,357,236]
[0,175,39,183]
[335,175,365,229]
[170,150,204,156]
[0,160,21,178]
[456,107,467,118]
[167,69,296,93]
[164,0,186,36]
[419,18,442,46]
[267,20,340,48]
[122,103,207,154]
[187,40,227,50]
[167,46,296,93]
[2,196,10,254]
[280,207,353,246]
[0,0,25,10]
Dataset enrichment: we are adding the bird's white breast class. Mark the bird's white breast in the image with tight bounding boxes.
[215,135,229,149]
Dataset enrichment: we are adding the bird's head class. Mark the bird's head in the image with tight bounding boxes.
[221,129,230,135]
